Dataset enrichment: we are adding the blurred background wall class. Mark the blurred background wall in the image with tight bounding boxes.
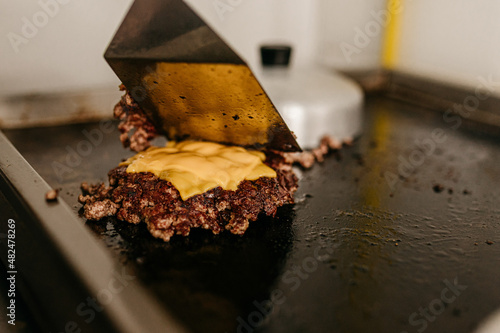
[0,0,132,96]
[1,0,500,127]
[0,0,133,127]
[186,0,319,71]
[394,0,500,95]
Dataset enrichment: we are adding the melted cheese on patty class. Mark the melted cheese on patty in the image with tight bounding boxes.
[120,141,277,200]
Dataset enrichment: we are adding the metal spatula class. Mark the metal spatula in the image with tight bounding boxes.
[104,0,300,152]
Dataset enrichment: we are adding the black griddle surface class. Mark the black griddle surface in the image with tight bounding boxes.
[4,96,500,333]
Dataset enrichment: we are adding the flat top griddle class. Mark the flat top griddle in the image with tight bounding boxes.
[2,96,500,333]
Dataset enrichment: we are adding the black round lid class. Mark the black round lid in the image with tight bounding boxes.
[260,45,292,67]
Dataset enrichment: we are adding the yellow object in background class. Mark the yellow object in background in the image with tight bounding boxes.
[382,0,403,69]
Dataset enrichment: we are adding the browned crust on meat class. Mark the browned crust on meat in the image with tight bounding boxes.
[282,135,350,168]
[45,189,59,202]
[79,154,297,242]
[114,85,158,152]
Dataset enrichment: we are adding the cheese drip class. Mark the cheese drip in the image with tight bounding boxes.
[120,141,277,200]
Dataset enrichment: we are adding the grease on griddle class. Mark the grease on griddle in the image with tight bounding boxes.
[432,184,445,193]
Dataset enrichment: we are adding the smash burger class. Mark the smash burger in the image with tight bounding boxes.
[79,87,298,241]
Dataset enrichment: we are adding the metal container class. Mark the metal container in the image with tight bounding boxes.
[256,46,364,148]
